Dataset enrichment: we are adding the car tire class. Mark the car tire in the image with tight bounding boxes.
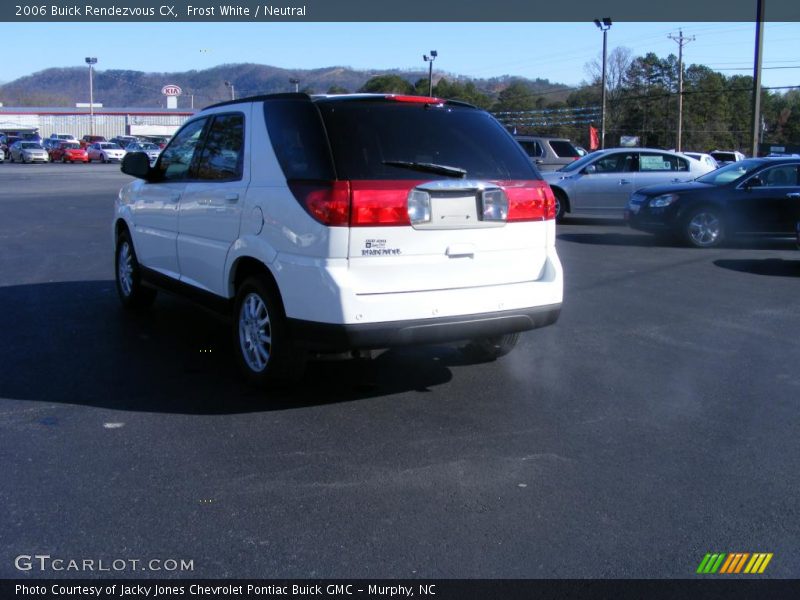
[683,207,724,248]
[62,156,67,163]
[115,230,157,310]
[232,276,307,386]
[553,189,567,223]
[463,333,520,362]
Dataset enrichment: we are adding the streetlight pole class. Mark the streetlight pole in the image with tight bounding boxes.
[85,57,97,136]
[593,19,612,149]
[423,50,437,96]
[224,80,235,100]
[289,78,300,93]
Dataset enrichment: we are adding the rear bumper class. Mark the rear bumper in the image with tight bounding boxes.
[288,303,561,351]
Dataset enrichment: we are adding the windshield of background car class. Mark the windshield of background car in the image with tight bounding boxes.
[20,142,40,149]
[315,100,537,181]
[559,151,601,172]
[62,143,80,149]
[695,159,762,185]
[710,152,737,162]
[549,140,581,158]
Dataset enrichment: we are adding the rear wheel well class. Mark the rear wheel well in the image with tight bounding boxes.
[550,186,570,213]
[115,219,130,243]
[230,258,284,314]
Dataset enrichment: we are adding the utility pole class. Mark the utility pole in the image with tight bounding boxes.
[668,29,694,152]
[593,18,612,149]
[751,0,765,157]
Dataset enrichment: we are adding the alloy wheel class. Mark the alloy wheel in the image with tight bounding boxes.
[238,293,272,373]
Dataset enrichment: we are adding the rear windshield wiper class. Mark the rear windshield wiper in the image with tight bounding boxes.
[382,160,467,178]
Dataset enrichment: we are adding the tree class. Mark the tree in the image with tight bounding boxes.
[358,75,413,94]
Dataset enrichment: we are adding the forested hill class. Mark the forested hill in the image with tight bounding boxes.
[0,63,564,109]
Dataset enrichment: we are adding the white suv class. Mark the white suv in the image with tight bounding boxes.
[114,93,563,384]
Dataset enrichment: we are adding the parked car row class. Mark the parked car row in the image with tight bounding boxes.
[1,132,172,160]
[508,135,798,248]
[2,138,164,164]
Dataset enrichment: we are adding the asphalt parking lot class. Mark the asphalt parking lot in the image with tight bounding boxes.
[1,162,798,579]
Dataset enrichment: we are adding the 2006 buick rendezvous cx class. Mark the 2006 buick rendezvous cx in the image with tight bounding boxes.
[113,93,563,385]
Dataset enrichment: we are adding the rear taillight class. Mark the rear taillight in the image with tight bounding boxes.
[288,180,351,226]
[289,179,556,226]
[351,181,416,226]
[504,180,557,221]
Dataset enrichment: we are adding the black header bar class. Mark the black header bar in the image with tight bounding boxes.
[2,0,800,22]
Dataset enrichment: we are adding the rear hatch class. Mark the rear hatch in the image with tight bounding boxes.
[269,95,555,294]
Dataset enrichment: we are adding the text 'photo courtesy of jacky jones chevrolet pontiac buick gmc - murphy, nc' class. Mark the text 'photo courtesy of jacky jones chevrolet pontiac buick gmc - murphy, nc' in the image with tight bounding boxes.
[113,93,564,386]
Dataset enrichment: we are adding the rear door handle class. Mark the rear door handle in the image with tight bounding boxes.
[786,192,800,199]
[619,179,632,185]
[225,193,239,203]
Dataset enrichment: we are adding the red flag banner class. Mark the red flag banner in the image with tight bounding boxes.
[589,126,599,151]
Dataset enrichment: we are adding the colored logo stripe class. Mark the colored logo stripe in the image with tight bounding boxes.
[697,552,773,574]
[697,553,727,574]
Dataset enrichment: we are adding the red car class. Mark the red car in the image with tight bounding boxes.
[80,135,107,149]
[50,141,89,163]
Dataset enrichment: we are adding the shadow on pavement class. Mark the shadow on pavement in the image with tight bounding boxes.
[557,232,671,247]
[559,217,627,227]
[0,281,472,414]
[713,258,800,278]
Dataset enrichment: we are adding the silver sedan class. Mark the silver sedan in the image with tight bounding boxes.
[9,141,49,163]
[542,148,714,221]
[124,142,161,165]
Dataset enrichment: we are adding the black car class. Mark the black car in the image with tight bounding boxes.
[0,135,21,160]
[626,157,800,247]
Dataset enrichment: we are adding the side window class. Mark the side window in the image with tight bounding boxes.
[194,113,245,181]
[639,153,686,172]
[593,153,636,173]
[154,118,207,181]
[263,99,334,181]
[518,141,542,158]
[759,165,799,187]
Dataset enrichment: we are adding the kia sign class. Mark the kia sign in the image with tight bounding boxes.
[161,85,183,97]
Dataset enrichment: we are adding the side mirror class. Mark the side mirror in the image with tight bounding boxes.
[121,152,152,180]
[583,165,597,175]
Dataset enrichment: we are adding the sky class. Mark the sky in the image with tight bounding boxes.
[1,22,798,91]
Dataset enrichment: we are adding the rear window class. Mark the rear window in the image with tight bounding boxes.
[711,152,737,162]
[549,140,581,158]
[316,100,537,181]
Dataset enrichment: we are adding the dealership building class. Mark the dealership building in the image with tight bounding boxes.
[0,106,195,139]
